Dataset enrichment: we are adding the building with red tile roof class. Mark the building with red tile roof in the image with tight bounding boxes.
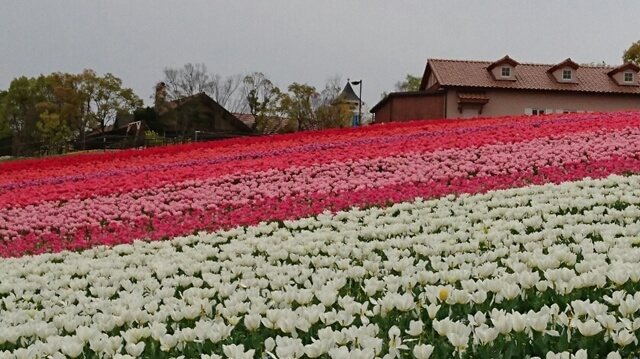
[371,56,640,122]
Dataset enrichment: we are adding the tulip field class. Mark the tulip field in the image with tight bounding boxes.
[2,112,640,359]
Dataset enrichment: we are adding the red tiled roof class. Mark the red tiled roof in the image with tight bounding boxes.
[424,58,640,94]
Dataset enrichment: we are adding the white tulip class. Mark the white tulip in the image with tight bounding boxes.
[612,329,636,346]
[125,341,145,357]
[387,326,408,358]
[607,269,630,287]
[406,320,423,336]
[432,318,454,337]
[159,334,178,352]
[474,324,499,345]
[510,312,528,333]
[412,344,434,359]
[618,296,640,317]
[328,346,350,359]
[446,324,471,354]
[425,303,441,319]
[59,336,84,358]
[491,312,512,335]
[394,293,414,311]
[244,313,261,331]
[576,319,603,337]
[222,344,255,359]
[304,340,328,358]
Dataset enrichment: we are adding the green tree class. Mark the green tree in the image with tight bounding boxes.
[91,73,142,132]
[0,90,11,137]
[314,76,352,129]
[0,75,51,155]
[623,40,640,65]
[36,111,72,154]
[1,70,141,154]
[48,70,141,148]
[280,83,318,132]
[394,74,421,92]
[242,72,282,133]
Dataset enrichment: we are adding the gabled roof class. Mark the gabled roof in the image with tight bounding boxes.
[547,58,580,73]
[369,90,444,113]
[607,61,640,76]
[487,55,519,71]
[337,82,361,103]
[158,93,253,133]
[419,58,640,94]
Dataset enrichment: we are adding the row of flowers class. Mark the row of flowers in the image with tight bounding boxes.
[1,174,640,358]
[1,118,640,256]
[0,112,581,184]
[0,134,640,256]
[2,112,638,197]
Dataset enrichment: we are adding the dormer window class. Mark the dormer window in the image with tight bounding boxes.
[548,58,579,84]
[606,62,640,86]
[624,72,634,83]
[487,55,519,81]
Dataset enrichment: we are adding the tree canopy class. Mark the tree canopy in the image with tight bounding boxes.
[160,63,246,113]
[395,74,421,92]
[623,40,640,65]
[0,70,141,155]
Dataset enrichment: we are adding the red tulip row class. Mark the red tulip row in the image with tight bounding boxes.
[1,111,639,257]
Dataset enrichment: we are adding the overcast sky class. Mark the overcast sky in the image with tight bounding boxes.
[2,1,639,108]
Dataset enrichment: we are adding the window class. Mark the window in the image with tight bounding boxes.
[624,72,634,83]
[501,67,511,77]
[562,69,572,81]
[531,109,545,115]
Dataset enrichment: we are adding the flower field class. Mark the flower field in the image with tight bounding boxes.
[1,112,640,358]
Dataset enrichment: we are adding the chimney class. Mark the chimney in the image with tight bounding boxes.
[154,82,167,109]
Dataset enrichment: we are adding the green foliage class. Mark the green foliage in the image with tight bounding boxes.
[395,74,421,92]
[623,40,640,65]
[243,72,282,133]
[280,82,317,131]
[0,70,141,155]
[36,111,72,154]
[144,130,165,147]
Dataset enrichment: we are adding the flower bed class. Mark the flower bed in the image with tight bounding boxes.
[1,111,640,358]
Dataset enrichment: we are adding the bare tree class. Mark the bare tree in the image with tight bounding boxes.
[242,72,282,133]
[211,73,246,113]
[160,63,245,112]
[162,63,214,101]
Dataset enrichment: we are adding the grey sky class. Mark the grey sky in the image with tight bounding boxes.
[2,1,638,109]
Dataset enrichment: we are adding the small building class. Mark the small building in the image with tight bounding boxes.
[80,121,148,150]
[155,82,255,141]
[336,81,363,126]
[371,55,640,123]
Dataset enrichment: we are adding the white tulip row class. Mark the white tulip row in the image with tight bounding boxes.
[1,174,640,358]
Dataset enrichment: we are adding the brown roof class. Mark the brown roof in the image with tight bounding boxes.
[421,58,640,94]
[232,113,290,133]
[157,93,253,133]
[457,92,489,102]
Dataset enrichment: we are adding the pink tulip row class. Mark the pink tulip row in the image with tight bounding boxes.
[1,112,640,257]
[1,113,556,184]
[0,110,628,190]
[2,112,639,208]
